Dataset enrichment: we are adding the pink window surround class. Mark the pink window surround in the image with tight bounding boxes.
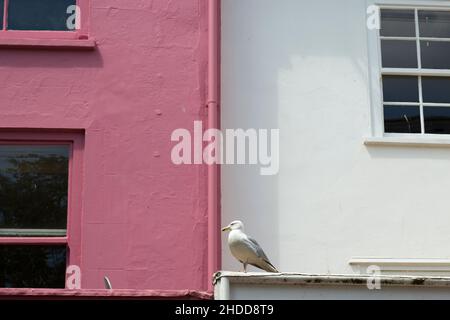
[0,0,95,49]
[0,131,84,277]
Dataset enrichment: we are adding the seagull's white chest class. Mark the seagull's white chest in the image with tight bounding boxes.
[228,230,246,244]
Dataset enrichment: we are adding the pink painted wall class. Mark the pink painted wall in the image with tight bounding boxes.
[0,0,209,291]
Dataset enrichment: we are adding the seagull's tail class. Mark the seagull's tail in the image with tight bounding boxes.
[262,260,279,273]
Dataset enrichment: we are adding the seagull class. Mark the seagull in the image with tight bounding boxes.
[222,220,279,273]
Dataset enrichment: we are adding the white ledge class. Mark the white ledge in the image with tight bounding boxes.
[364,136,450,147]
[213,271,450,288]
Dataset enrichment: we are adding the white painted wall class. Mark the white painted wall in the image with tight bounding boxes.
[221,0,450,276]
[227,284,450,300]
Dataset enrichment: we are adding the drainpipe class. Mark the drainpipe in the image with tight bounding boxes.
[207,0,221,292]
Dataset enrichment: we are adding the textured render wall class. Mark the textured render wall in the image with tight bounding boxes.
[222,0,450,275]
[0,0,209,290]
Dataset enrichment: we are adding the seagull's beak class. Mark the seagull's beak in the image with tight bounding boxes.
[222,226,231,232]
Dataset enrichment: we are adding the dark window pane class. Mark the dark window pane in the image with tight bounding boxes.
[422,77,450,103]
[419,10,450,38]
[424,107,450,134]
[0,245,66,288]
[0,145,69,231]
[0,0,4,30]
[8,0,75,31]
[421,41,450,69]
[381,9,416,37]
[381,40,418,68]
[384,105,421,134]
[383,76,419,102]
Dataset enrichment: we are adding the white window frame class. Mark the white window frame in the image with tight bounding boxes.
[366,0,450,146]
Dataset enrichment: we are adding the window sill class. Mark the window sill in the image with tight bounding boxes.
[0,38,96,50]
[0,289,212,300]
[0,237,67,244]
[364,136,450,148]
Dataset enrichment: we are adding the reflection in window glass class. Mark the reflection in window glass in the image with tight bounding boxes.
[424,107,450,134]
[421,41,450,69]
[8,0,76,31]
[419,10,450,38]
[381,9,416,37]
[0,145,69,231]
[384,105,421,134]
[381,40,418,68]
[383,76,419,102]
[0,245,66,288]
[384,106,421,134]
[422,77,450,103]
[0,0,3,30]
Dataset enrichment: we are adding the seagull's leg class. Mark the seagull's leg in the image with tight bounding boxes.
[243,263,248,273]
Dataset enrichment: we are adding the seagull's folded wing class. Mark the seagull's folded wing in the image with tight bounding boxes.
[245,237,278,272]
